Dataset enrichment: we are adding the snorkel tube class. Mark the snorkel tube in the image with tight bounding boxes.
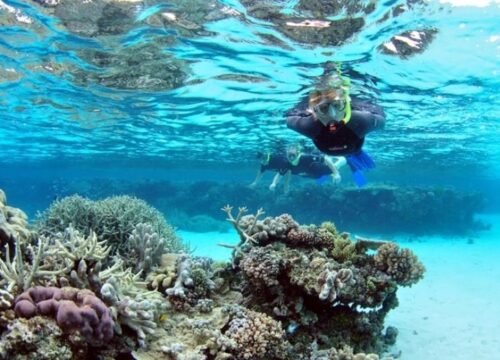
[328,64,352,124]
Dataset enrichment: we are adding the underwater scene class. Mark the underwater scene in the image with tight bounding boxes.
[0,0,499,359]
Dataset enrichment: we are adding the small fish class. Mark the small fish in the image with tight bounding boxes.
[286,322,299,335]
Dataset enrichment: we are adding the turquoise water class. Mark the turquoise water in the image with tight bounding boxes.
[1,1,499,174]
[1,1,500,359]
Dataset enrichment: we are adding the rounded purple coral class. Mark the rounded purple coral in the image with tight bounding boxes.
[14,286,115,342]
[14,299,37,318]
[57,300,84,330]
[36,298,60,315]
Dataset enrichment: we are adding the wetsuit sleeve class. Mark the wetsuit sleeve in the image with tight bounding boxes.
[286,99,323,139]
[347,108,385,138]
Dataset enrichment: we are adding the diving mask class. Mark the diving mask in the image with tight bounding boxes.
[286,146,301,165]
[313,98,346,126]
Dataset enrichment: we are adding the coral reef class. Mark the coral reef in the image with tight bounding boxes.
[0,189,424,359]
[374,243,425,286]
[33,180,486,236]
[14,286,114,343]
[35,195,184,254]
[0,316,72,360]
[125,223,168,276]
[223,306,289,359]
[221,207,425,354]
[0,235,71,292]
[0,189,32,245]
[100,274,167,344]
[10,180,485,235]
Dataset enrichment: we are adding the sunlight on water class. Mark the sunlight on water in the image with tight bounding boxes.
[0,0,498,177]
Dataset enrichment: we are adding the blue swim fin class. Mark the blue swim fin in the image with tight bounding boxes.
[352,170,367,187]
[346,150,375,172]
[346,150,374,187]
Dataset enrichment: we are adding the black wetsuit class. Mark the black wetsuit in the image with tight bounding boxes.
[286,98,385,156]
[291,154,330,178]
[260,153,291,175]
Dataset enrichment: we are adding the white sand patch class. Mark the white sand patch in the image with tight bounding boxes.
[387,214,500,359]
[178,229,238,262]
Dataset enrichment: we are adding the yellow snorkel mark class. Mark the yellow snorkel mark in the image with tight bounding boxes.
[336,65,352,124]
[262,152,271,165]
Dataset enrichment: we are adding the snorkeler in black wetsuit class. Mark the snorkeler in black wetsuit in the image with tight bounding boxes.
[291,153,336,178]
[286,68,385,186]
[250,146,347,191]
[287,98,384,156]
[249,151,291,191]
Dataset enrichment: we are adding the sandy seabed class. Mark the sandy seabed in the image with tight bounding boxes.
[180,214,500,360]
[386,214,500,360]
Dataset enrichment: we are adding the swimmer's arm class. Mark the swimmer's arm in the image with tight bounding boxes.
[286,109,322,139]
[351,110,385,131]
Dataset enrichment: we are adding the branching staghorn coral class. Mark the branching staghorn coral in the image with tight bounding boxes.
[0,235,71,292]
[34,195,95,237]
[46,227,111,263]
[218,205,263,265]
[220,205,299,266]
